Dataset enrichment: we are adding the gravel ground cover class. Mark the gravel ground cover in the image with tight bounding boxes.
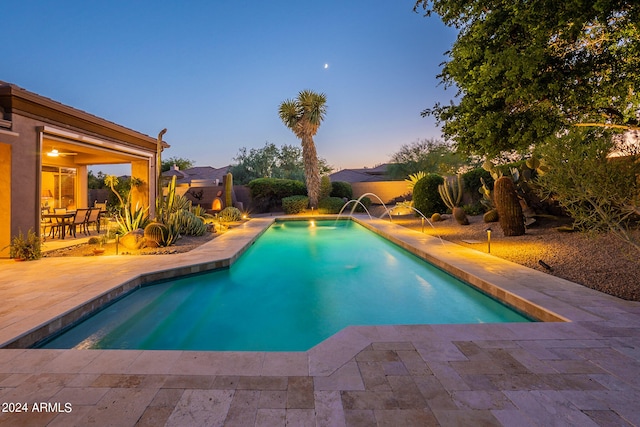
[392,214,640,301]
[43,233,216,257]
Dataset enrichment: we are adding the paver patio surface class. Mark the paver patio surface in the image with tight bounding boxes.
[0,217,638,426]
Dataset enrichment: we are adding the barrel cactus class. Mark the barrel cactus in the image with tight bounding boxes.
[483,209,499,223]
[144,222,168,247]
[493,176,525,236]
[430,212,442,222]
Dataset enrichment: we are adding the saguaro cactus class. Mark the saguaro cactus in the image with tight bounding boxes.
[224,172,234,208]
[493,176,525,236]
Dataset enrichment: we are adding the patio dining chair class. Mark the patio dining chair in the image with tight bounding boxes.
[85,208,102,234]
[94,201,107,211]
[47,208,67,238]
[68,208,91,238]
[40,207,53,238]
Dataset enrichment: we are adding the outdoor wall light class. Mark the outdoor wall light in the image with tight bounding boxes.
[47,148,59,157]
[485,227,492,253]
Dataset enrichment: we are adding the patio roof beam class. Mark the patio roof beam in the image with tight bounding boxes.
[40,126,154,159]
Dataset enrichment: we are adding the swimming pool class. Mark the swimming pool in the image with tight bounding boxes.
[41,219,531,351]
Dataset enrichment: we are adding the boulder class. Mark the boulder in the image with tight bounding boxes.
[120,229,145,250]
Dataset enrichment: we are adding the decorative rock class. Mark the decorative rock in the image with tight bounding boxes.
[120,229,146,250]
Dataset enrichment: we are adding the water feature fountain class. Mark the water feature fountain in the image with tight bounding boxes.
[336,199,373,220]
[335,193,444,245]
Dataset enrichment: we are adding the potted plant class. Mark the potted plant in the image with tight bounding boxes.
[91,234,109,255]
[7,229,42,261]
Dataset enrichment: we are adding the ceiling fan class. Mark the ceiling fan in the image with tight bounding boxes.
[47,148,77,157]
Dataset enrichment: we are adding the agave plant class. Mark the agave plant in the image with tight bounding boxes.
[405,171,427,191]
[115,202,150,234]
[105,175,150,233]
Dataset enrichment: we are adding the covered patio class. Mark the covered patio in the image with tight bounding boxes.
[0,81,166,257]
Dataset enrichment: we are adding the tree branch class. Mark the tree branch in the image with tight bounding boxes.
[574,123,640,131]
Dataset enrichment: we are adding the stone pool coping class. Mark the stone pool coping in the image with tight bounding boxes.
[1,215,639,425]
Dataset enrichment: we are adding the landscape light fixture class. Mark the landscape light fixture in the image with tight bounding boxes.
[485,227,492,253]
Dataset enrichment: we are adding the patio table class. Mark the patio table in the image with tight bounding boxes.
[42,212,75,239]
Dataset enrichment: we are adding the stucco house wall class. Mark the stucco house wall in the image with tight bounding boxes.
[351,181,410,205]
[8,114,43,237]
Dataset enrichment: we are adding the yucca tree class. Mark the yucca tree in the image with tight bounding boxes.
[278,89,327,208]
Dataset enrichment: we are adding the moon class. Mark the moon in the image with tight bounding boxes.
[324,63,329,69]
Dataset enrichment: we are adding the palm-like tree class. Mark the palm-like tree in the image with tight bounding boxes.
[278,90,327,208]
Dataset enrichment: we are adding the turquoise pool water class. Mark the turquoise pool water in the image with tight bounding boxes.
[42,220,531,351]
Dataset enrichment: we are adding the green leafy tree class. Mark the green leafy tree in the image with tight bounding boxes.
[161,156,195,172]
[87,170,106,189]
[414,0,640,156]
[278,144,306,181]
[230,143,280,183]
[278,89,328,208]
[230,142,332,185]
[387,138,469,178]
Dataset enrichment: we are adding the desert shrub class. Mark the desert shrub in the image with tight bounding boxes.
[8,229,42,260]
[462,167,493,204]
[318,197,346,214]
[353,196,372,213]
[412,174,446,216]
[248,178,306,212]
[463,202,485,216]
[320,176,332,200]
[218,206,243,222]
[536,129,640,252]
[282,195,309,214]
[330,181,353,199]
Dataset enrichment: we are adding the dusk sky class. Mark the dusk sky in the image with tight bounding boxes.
[2,1,458,174]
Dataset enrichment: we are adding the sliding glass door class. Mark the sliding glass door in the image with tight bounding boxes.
[42,165,77,210]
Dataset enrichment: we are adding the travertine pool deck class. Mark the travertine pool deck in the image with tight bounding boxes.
[0,216,639,426]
